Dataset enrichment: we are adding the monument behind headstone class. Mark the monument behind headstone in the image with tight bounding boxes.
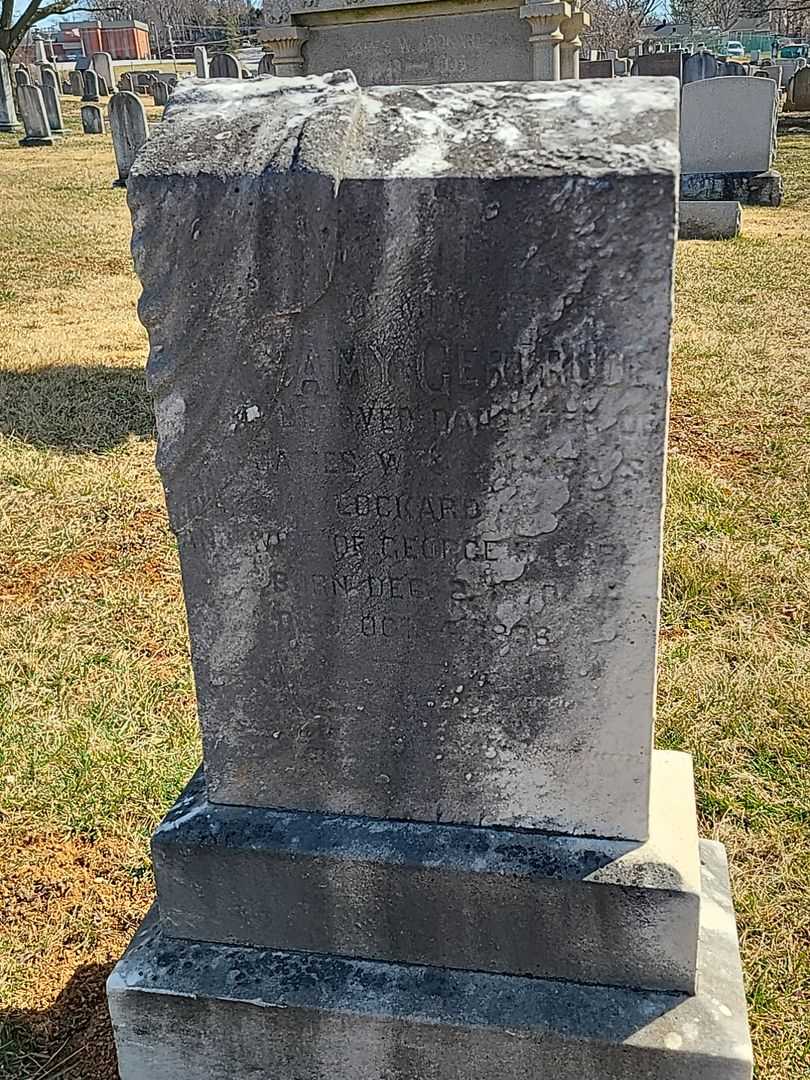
[153,79,169,105]
[97,74,109,96]
[632,50,683,78]
[683,50,718,83]
[81,103,105,133]
[108,90,149,186]
[788,65,810,110]
[107,71,752,1080]
[194,45,210,78]
[681,76,777,174]
[17,83,53,146]
[209,51,242,78]
[258,0,587,83]
[14,67,30,87]
[68,69,83,95]
[580,58,614,78]
[0,49,19,132]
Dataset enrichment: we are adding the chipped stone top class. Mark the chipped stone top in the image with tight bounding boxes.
[131,69,679,183]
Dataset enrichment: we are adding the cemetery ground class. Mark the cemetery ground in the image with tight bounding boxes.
[0,96,808,1079]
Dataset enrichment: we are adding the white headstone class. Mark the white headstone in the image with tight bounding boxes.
[92,51,115,93]
[194,45,210,78]
[17,83,53,145]
[680,76,777,174]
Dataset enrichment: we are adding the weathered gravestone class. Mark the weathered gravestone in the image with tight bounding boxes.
[0,49,20,132]
[258,51,275,74]
[41,81,65,134]
[681,76,777,174]
[107,71,752,1080]
[40,65,58,92]
[108,90,149,186]
[97,74,109,96]
[14,67,30,87]
[194,45,210,78]
[119,72,136,91]
[68,69,83,95]
[788,65,810,110]
[761,64,782,87]
[17,83,53,145]
[209,51,242,78]
[153,79,169,105]
[92,50,115,91]
[82,68,100,101]
[81,103,105,133]
[580,58,614,78]
[259,0,589,83]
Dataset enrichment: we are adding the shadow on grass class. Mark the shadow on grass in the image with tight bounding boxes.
[0,366,154,452]
[0,962,120,1079]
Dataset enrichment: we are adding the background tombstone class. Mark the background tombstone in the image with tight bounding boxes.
[82,69,100,102]
[108,90,149,186]
[209,51,242,78]
[153,80,169,106]
[14,67,30,87]
[41,81,65,134]
[632,50,683,77]
[683,50,718,83]
[17,83,53,145]
[788,65,810,110]
[81,103,105,133]
[580,58,614,78]
[92,51,115,91]
[97,74,109,96]
[194,45,210,78]
[258,51,274,74]
[762,65,782,87]
[107,72,752,1080]
[40,65,59,92]
[68,69,83,95]
[120,72,136,91]
[0,49,20,132]
[681,76,777,174]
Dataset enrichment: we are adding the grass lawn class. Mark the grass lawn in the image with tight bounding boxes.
[1,96,808,1078]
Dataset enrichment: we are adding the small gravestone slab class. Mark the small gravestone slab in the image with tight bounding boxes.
[97,74,109,96]
[681,76,777,173]
[81,103,105,134]
[0,49,20,131]
[580,59,614,78]
[210,52,241,78]
[194,45,210,78]
[82,68,100,101]
[68,69,83,95]
[153,80,169,106]
[120,72,136,91]
[41,81,65,134]
[109,90,149,186]
[17,83,53,145]
[40,65,59,92]
[14,67,30,87]
[258,52,274,74]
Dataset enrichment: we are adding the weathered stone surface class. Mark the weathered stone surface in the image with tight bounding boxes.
[209,51,242,78]
[194,45,210,78]
[81,103,105,134]
[109,90,149,185]
[108,841,752,1080]
[41,81,65,133]
[683,50,718,82]
[68,69,83,95]
[0,50,19,131]
[153,79,169,105]
[154,750,701,993]
[579,58,614,78]
[681,169,782,207]
[40,65,59,92]
[130,72,678,841]
[679,200,741,240]
[14,66,30,86]
[258,52,275,74]
[17,83,53,145]
[681,76,776,174]
[82,68,100,101]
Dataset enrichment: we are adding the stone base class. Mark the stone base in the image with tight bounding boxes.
[0,122,21,132]
[108,841,752,1080]
[679,201,741,240]
[19,135,54,146]
[153,750,700,993]
[681,169,782,207]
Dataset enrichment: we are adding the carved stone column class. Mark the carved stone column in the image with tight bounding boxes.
[262,27,308,77]
[520,2,571,82]
[560,8,590,80]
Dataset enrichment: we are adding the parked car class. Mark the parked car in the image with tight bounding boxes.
[725,40,745,57]
[780,44,810,59]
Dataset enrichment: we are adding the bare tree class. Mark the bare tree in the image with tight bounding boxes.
[1,0,86,58]
[584,0,662,52]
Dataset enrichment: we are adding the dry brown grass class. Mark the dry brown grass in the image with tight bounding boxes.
[0,98,808,1079]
